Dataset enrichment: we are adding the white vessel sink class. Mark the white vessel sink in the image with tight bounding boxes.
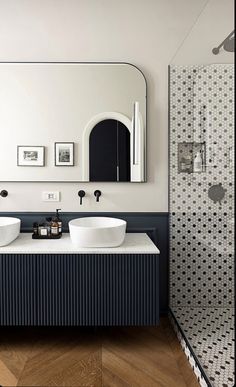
[69,217,127,247]
[0,217,21,247]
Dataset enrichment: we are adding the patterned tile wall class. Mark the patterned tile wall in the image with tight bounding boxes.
[169,64,234,307]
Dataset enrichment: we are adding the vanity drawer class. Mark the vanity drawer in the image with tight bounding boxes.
[0,254,159,326]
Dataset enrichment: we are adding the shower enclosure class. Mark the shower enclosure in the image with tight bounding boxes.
[169,64,234,387]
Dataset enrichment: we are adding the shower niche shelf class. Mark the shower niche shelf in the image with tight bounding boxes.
[178,142,206,174]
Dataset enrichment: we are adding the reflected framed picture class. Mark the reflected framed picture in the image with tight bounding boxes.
[17,146,45,167]
[55,142,74,166]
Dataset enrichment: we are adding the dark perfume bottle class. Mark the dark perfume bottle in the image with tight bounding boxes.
[33,222,38,236]
[55,209,62,234]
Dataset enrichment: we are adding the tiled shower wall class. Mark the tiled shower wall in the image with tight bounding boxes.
[169,64,234,308]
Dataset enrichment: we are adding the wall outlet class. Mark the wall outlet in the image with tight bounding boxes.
[42,191,60,202]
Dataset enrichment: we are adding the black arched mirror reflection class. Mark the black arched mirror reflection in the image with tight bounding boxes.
[89,119,130,181]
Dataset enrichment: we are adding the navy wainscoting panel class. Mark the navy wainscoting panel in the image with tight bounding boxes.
[0,212,169,314]
[0,253,159,326]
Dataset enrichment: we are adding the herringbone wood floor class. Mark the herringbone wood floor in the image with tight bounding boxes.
[0,317,199,387]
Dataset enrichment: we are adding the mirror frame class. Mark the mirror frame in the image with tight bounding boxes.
[0,61,147,183]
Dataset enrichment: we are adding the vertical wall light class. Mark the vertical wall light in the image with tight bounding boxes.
[131,101,145,181]
[133,101,140,165]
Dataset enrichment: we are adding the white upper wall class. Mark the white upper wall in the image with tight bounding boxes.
[0,0,234,212]
[172,0,234,64]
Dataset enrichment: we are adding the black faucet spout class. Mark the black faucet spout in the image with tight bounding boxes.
[78,190,86,205]
[94,190,101,202]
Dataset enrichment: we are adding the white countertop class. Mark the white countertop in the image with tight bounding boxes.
[0,233,160,255]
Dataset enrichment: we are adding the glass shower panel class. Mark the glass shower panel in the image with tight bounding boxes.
[169,64,234,387]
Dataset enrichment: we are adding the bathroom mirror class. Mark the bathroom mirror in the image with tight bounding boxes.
[0,62,146,182]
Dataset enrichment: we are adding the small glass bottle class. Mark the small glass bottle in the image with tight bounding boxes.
[56,209,62,234]
[33,222,38,236]
[51,218,59,236]
[38,223,48,237]
[180,157,187,172]
[194,152,203,172]
[45,220,51,236]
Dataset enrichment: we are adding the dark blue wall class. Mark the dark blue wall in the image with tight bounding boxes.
[0,212,169,314]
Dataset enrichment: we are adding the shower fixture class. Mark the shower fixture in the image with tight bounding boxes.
[212,30,235,54]
[208,183,227,204]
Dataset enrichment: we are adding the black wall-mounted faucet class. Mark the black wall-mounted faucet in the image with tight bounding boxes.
[0,190,8,198]
[78,190,86,205]
[94,190,101,202]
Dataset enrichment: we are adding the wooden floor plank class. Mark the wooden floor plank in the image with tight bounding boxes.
[0,329,33,381]
[102,347,160,387]
[163,317,199,387]
[102,338,187,387]
[0,359,18,387]
[45,350,102,387]
[102,366,131,387]
[18,341,101,386]
[0,318,199,387]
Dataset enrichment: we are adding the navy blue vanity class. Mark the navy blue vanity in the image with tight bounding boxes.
[0,233,159,326]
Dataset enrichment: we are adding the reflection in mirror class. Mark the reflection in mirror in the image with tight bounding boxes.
[0,62,146,182]
[89,120,130,182]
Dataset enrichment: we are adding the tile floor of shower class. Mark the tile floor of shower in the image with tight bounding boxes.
[171,307,235,387]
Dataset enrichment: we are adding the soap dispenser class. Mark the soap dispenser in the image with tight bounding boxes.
[55,209,62,234]
[193,152,202,173]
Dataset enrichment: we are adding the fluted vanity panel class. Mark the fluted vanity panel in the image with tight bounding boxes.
[0,254,37,325]
[0,253,159,326]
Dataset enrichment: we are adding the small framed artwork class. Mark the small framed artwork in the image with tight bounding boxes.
[55,142,74,166]
[17,146,45,167]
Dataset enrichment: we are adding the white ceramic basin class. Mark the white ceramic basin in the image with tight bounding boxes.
[0,217,21,247]
[69,217,127,247]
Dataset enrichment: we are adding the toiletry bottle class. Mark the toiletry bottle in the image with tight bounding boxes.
[185,155,192,173]
[51,218,59,236]
[46,217,52,236]
[55,209,62,234]
[38,223,48,237]
[193,152,202,173]
[45,219,51,236]
[180,157,186,172]
[33,222,38,236]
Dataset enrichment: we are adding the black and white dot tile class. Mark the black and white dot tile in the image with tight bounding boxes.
[169,64,234,308]
[169,64,235,387]
[171,307,235,387]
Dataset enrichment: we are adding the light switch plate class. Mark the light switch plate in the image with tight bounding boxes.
[42,191,60,202]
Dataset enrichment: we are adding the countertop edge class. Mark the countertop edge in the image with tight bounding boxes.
[0,233,160,255]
